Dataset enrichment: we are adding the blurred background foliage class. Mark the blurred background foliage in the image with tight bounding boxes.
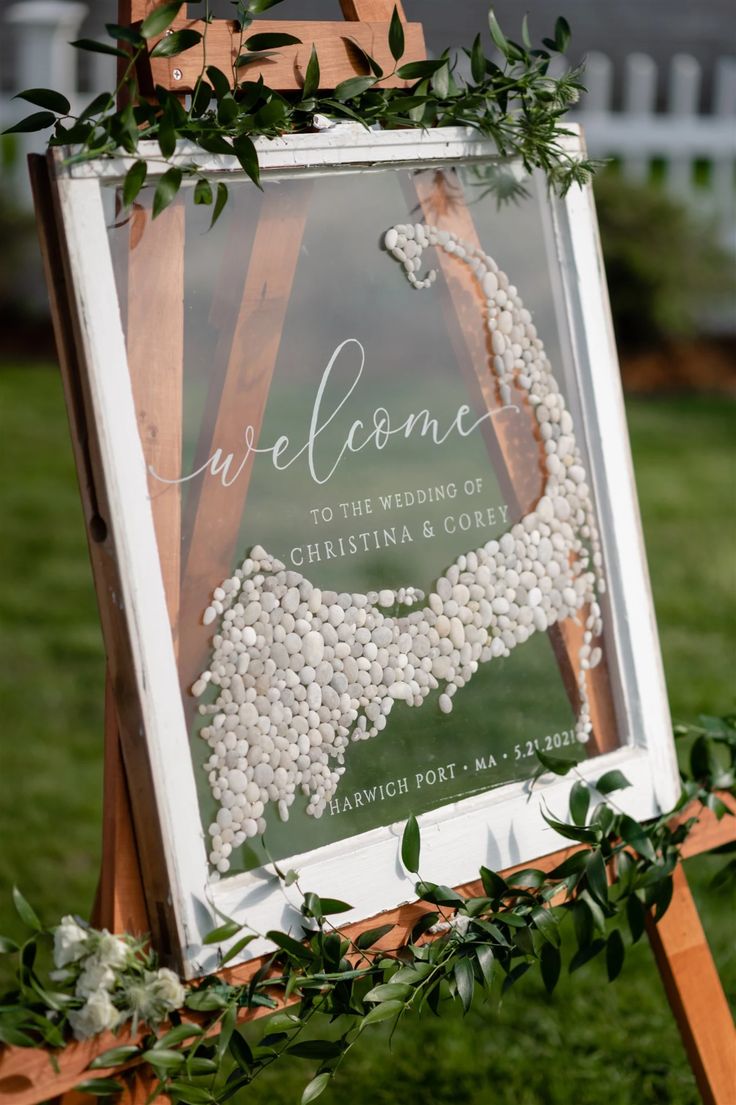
[596,169,735,349]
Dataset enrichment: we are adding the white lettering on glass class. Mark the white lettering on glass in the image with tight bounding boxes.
[148,338,516,489]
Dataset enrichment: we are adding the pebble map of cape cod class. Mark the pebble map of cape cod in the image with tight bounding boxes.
[190,222,606,876]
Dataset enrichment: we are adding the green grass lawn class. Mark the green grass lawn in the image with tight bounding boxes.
[0,365,733,1104]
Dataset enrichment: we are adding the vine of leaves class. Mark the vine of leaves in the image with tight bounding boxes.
[0,717,733,1103]
[5,2,600,225]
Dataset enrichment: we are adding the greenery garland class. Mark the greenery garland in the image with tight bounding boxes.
[5,2,600,223]
[0,717,733,1103]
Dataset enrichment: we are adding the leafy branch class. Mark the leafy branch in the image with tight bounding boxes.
[0,715,733,1103]
[5,3,600,226]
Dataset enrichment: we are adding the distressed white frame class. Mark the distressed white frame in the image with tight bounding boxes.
[50,126,679,978]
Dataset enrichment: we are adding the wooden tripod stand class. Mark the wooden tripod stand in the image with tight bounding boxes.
[1,2,734,1102]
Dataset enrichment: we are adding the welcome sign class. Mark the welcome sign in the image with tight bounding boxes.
[44,127,678,975]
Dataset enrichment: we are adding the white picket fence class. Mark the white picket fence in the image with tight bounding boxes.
[1,1,735,246]
[570,50,736,245]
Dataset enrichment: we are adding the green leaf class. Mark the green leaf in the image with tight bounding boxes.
[150,29,202,58]
[569,938,606,973]
[569,779,590,826]
[541,810,599,845]
[596,770,632,795]
[410,911,439,942]
[555,16,571,53]
[454,957,474,1013]
[0,1021,36,1046]
[506,868,546,889]
[343,37,384,79]
[488,10,512,59]
[536,749,582,776]
[606,928,625,981]
[245,32,301,50]
[219,933,258,966]
[89,1045,141,1069]
[157,1024,202,1049]
[122,159,147,207]
[401,814,421,874]
[540,941,561,992]
[203,919,243,945]
[333,75,377,101]
[210,181,229,228]
[152,166,182,218]
[72,39,129,58]
[302,892,324,920]
[392,963,432,985]
[229,1029,254,1072]
[303,45,320,99]
[288,1040,344,1059]
[106,23,146,47]
[470,33,485,83]
[166,1084,215,1104]
[396,59,446,80]
[15,88,70,115]
[361,999,404,1027]
[205,65,231,101]
[301,1072,332,1105]
[355,923,394,950]
[619,815,657,864]
[253,97,287,129]
[584,849,609,907]
[78,91,114,121]
[141,2,184,38]
[186,988,229,1011]
[74,1080,125,1096]
[501,960,530,995]
[12,887,41,931]
[267,930,311,961]
[248,0,289,11]
[364,982,412,1003]
[415,882,464,906]
[194,178,213,206]
[475,943,495,988]
[141,1045,185,1066]
[649,873,674,921]
[590,802,615,837]
[3,111,56,134]
[158,115,176,159]
[479,866,508,900]
[531,905,561,947]
[388,5,405,62]
[0,936,18,953]
[431,63,450,99]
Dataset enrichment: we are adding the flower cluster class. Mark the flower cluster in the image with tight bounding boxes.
[51,916,185,1040]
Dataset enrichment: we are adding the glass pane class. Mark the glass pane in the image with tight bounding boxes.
[107,156,621,880]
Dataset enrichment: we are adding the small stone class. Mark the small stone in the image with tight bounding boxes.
[302,631,324,667]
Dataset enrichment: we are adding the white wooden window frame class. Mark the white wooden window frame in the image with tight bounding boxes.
[49,125,679,978]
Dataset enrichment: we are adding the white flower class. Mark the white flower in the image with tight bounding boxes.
[122,977,161,1026]
[53,916,89,969]
[94,931,130,970]
[121,968,186,1030]
[450,914,471,936]
[68,988,120,1041]
[151,967,186,1012]
[76,956,116,1000]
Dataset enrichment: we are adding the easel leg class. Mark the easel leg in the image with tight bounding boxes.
[646,863,736,1105]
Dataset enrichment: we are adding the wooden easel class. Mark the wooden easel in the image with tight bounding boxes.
[1,2,733,1102]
